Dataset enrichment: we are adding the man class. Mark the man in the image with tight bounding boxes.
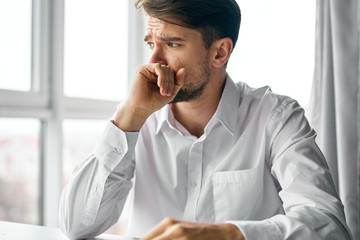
[60,0,352,239]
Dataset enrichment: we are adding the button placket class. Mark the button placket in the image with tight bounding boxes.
[183,141,203,221]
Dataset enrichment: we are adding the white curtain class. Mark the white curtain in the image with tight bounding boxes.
[309,0,360,239]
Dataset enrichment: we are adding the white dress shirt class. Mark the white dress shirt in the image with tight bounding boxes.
[59,75,352,239]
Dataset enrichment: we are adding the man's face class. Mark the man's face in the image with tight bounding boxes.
[145,17,211,103]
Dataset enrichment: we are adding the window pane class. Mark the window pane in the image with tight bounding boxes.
[62,119,107,185]
[63,119,128,235]
[228,0,315,108]
[0,1,32,91]
[0,118,40,224]
[64,0,129,101]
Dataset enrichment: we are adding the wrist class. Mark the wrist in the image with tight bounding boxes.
[221,223,245,240]
[113,103,150,132]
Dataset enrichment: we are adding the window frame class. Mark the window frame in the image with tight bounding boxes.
[0,0,146,227]
[0,0,48,110]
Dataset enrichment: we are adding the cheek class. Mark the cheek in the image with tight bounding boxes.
[169,51,208,75]
[172,52,198,69]
[168,56,186,72]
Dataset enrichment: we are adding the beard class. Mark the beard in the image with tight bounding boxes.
[170,58,210,103]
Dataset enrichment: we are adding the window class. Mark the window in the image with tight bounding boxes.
[0,1,32,92]
[62,119,107,184]
[64,0,129,101]
[0,118,40,224]
[0,0,144,228]
[61,1,134,231]
[228,0,315,109]
[0,0,44,226]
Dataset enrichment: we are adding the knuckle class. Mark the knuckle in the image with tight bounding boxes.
[172,224,185,235]
[154,63,162,70]
[135,65,143,73]
[163,217,176,225]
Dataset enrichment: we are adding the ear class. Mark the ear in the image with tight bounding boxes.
[211,38,233,68]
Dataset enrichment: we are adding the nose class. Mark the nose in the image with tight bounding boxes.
[148,45,167,64]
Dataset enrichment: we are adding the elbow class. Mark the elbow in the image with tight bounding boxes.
[58,189,95,239]
[61,231,95,240]
[59,210,104,240]
[61,230,93,240]
[59,212,80,240]
[59,219,98,240]
[59,204,95,240]
[314,208,353,240]
[60,229,83,240]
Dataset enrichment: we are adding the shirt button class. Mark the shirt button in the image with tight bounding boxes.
[191,182,197,187]
[113,147,123,154]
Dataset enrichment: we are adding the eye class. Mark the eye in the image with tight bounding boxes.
[168,42,180,48]
[147,42,155,49]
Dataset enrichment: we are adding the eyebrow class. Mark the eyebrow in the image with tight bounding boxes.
[144,35,185,42]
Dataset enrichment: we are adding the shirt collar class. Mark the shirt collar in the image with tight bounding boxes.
[210,74,239,136]
[155,104,170,135]
[155,74,240,136]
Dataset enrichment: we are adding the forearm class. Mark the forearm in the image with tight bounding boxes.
[59,122,138,239]
[59,155,134,239]
[113,102,150,132]
[223,223,245,240]
[229,207,352,240]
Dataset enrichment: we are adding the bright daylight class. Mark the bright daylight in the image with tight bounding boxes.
[0,1,358,240]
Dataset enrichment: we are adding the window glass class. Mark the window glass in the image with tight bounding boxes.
[62,119,107,184]
[64,0,129,101]
[228,0,315,109]
[0,118,40,224]
[0,1,32,91]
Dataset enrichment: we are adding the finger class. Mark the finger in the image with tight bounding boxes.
[141,218,178,240]
[173,68,186,94]
[136,65,157,84]
[153,63,163,88]
[161,65,174,97]
[164,65,175,96]
[154,64,171,97]
[162,65,170,96]
[170,68,186,98]
[152,224,185,240]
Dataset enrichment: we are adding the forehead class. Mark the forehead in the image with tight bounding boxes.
[146,16,200,40]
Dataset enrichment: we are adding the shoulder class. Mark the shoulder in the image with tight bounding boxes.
[235,81,301,120]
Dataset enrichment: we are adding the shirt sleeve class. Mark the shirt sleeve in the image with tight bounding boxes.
[59,121,138,239]
[228,99,352,240]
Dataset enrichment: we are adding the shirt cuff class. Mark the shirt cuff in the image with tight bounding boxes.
[227,219,282,240]
[94,121,139,173]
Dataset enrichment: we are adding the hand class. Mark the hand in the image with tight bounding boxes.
[141,218,245,240]
[114,64,185,131]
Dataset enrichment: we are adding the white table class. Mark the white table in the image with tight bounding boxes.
[0,221,139,240]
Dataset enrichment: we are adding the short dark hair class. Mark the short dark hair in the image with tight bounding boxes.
[135,0,241,51]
